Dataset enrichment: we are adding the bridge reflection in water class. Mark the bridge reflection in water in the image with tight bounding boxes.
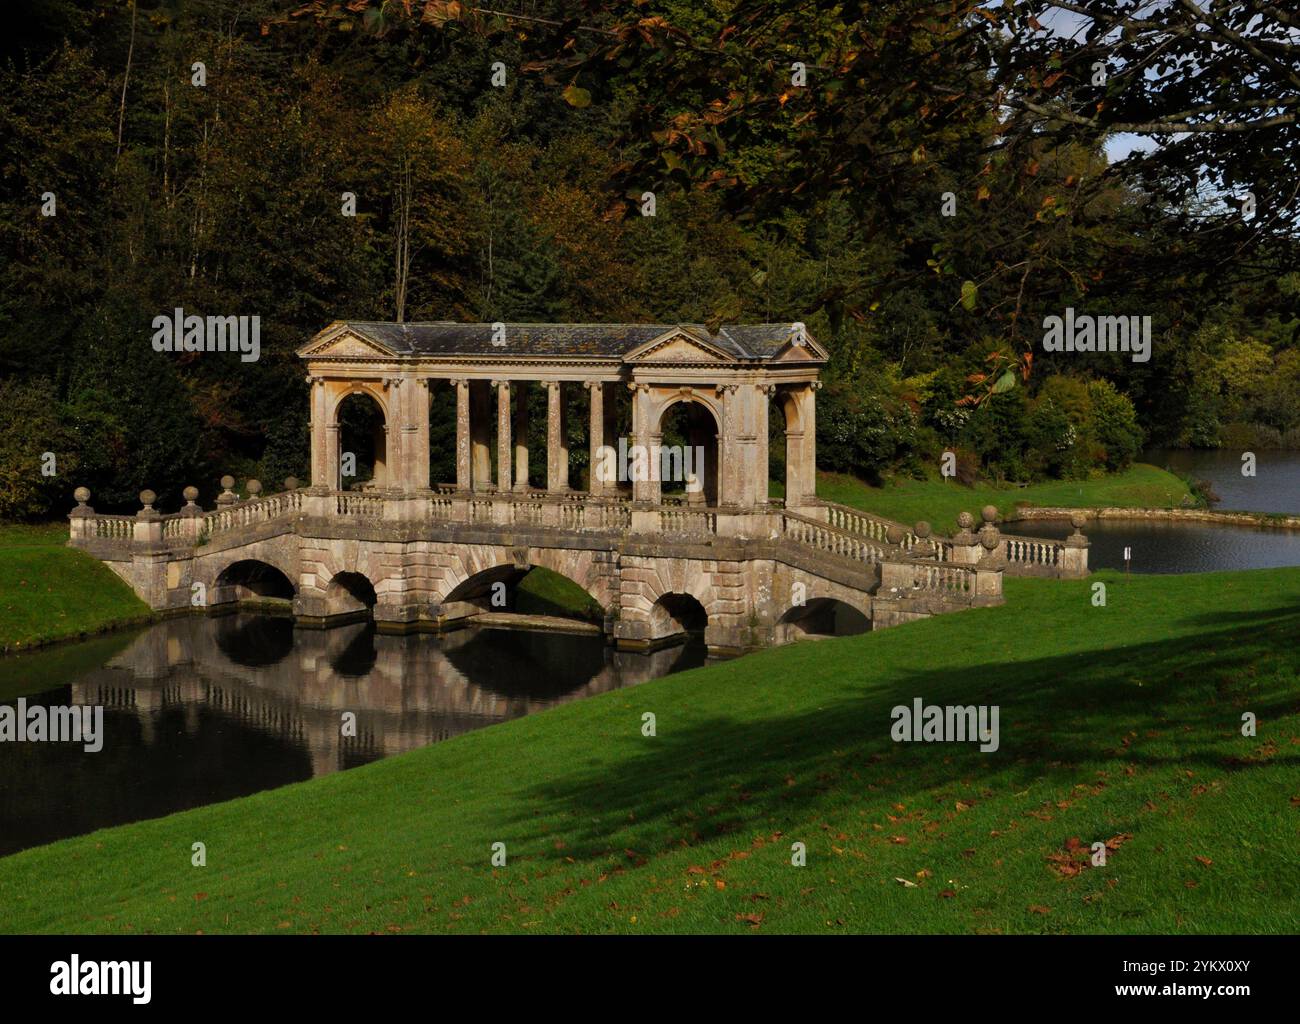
[0,615,704,856]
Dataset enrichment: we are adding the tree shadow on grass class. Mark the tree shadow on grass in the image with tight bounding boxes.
[503,600,1300,863]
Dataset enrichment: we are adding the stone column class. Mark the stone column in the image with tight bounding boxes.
[629,384,656,504]
[513,383,529,491]
[325,422,341,491]
[546,381,569,492]
[585,380,605,494]
[306,376,329,489]
[453,379,471,491]
[470,381,492,490]
[805,381,819,503]
[412,378,431,491]
[494,380,512,492]
[784,423,805,509]
[381,377,403,490]
[755,384,771,508]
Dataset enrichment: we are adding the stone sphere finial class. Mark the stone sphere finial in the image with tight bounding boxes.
[886,525,905,546]
[183,486,199,503]
[139,489,156,509]
[221,474,235,490]
[957,511,973,530]
[981,504,998,524]
[1070,510,1087,530]
[283,476,299,491]
[247,479,263,497]
[74,486,90,506]
[915,521,932,539]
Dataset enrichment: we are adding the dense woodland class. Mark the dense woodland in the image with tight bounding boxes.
[1,0,1297,517]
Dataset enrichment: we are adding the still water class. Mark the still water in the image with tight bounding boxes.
[1010,449,1300,574]
[0,615,706,857]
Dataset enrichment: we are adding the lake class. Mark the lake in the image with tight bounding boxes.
[1009,449,1300,574]
[0,615,705,857]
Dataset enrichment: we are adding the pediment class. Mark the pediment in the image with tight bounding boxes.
[624,328,731,364]
[770,334,829,361]
[297,324,396,360]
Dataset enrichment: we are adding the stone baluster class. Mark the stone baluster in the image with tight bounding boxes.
[68,486,94,541]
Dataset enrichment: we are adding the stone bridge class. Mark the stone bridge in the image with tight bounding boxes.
[68,321,1087,655]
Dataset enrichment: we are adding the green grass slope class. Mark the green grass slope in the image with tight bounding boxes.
[790,463,1193,534]
[1,567,1296,934]
[0,524,151,652]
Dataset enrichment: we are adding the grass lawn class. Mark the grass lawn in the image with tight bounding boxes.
[1,566,1295,934]
[0,523,152,653]
[515,566,604,621]
[800,463,1193,534]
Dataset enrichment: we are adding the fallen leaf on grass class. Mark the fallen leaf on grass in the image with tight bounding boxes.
[1028,905,1051,915]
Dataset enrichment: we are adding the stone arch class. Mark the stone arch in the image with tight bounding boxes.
[526,547,615,611]
[436,549,611,620]
[776,597,871,641]
[331,384,390,490]
[773,386,804,433]
[648,592,709,637]
[322,570,378,620]
[621,555,726,646]
[210,557,297,607]
[651,392,722,505]
[651,389,725,433]
[326,380,391,425]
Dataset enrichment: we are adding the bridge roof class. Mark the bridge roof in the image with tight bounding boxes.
[300,322,826,363]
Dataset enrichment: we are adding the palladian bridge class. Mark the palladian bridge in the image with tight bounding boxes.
[69,322,1088,655]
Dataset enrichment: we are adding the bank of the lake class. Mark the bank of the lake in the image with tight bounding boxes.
[0,524,152,654]
[809,463,1195,534]
[1,567,1295,934]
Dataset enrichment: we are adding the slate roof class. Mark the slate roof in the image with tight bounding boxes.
[323,322,817,361]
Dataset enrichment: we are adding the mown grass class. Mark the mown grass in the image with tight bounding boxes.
[1,567,1295,934]
[0,523,151,653]
[515,566,604,621]
[788,463,1193,534]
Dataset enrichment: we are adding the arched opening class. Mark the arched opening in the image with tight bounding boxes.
[440,564,604,625]
[648,592,709,647]
[515,566,604,623]
[778,598,870,641]
[212,560,296,609]
[336,390,387,491]
[769,391,796,504]
[324,571,378,622]
[656,399,720,506]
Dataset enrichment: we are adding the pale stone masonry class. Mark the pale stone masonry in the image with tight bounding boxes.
[68,322,1088,655]
[297,320,827,507]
